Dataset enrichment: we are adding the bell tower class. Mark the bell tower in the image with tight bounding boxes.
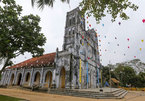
[63,7,85,51]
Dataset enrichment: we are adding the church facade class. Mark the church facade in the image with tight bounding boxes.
[0,7,101,89]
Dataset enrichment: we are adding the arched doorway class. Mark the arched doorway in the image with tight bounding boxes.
[10,74,14,85]
[60,67,66,88]
[89,71,94,88]
[25,72,30,82]
[44,71,52,88]
[17,73,22,86]
[34,72,40,85]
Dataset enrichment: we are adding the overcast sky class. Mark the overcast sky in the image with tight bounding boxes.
[1,0,145,69]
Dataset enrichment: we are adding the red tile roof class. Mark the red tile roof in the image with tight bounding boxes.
[8,52,56,69]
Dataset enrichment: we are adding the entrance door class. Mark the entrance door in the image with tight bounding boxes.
[34,72,40,85]
[60,67,65,88]
[17,73,22,86]
[10,74,14,85]
[45,71,52,88]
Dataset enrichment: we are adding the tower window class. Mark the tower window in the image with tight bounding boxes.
[71,18,73,26]
[72,30,75,34]
[69,19,71,26]
[73,17,75,25]
[69,30,71,35]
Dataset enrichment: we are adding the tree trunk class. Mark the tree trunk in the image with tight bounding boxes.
[0,57,10,75]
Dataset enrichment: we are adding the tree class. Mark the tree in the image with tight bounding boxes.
[114,65,136,87]
[0,0,46,74]
[31,0,138,23]
[31,0,70,9]
[101,66,117,86]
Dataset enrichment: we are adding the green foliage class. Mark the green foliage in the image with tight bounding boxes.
[0,95,24,101]
[114,65,136,86]
[0,73,1,80]
[31,0,138,23]
[102,66,110,84]
[101,66,116,86]
[80,0,138,23]
[103,64,145,88]
[31,0,70,9]
[0,0,46,72]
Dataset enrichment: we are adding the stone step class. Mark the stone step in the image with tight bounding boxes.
[114,89,127,97]
[112,89,124,95]
[117,91,128,99]
[49,88,128,99]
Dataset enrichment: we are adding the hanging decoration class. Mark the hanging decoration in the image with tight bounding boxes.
[141,40,144,42]
[102,24,104,26]
[82,43,84,46]
[89,24,91,27]
[86,62,89,84]
[140,48,142,51]
[134,56,136,58]
[128,46,130,48]
[87,21,89,23]
[127,38,130,41]
[142,19,145,23]
[101,70,102,86]
[118,22,121,25]
[96,34,98,37]
[97,68,100,85]
[82,35,84,39]
[87,43,90,46]
[79,59,82,83]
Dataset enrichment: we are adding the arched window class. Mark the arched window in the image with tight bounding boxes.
[72,30,75,34]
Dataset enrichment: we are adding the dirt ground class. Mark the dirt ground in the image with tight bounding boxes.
[0,88,145,101]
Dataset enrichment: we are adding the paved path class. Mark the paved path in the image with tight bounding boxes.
[0,88,145,101]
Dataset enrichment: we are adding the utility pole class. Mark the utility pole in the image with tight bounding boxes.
[109,61,112,92]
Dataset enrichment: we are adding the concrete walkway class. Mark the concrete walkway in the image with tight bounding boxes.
[0,88,145,101]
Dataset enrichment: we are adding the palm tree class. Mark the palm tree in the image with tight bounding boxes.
[31,0,70,9]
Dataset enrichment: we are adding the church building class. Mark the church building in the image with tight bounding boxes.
[0,7,101,89]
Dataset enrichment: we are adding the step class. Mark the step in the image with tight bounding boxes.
[114,90,127,97]
[112,89,124,95]
[117,91,128,99]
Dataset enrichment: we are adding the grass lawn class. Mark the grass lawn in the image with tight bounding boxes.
[0,95,25,101]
